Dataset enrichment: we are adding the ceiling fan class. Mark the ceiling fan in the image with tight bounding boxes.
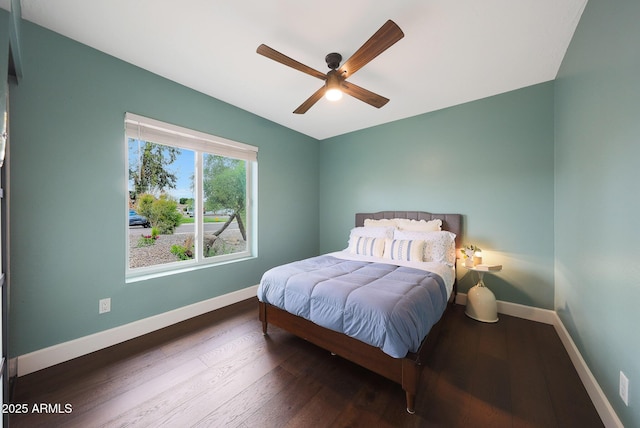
[257,20,404,114]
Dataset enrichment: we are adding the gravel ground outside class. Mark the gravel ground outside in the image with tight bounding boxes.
[129,229,246,269]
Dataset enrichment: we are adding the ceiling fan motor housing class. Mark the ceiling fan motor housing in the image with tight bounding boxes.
[325,52,342,70]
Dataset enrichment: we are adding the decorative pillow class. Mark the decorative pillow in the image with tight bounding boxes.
[348,236,386,258]
[395,218,442,232]
[363,218,398,228]
[349,226,394,240]
[394,230,456,264]
[383,239,425,262]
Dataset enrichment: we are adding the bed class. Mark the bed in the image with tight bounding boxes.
[257,211,462,413]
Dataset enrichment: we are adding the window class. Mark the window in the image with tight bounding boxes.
[125,113,257,278]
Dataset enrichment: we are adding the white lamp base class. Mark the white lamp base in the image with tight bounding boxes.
[465,284,498,323]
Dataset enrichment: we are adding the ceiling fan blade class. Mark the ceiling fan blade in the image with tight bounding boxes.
[257,44,327,80]
[338,20,404,79]
[293,86,326,114]
[341,81,389,108]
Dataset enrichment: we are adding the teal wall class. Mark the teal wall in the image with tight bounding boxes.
[319,83,556,309]
[8,21,319,356]
[555,0,640,426]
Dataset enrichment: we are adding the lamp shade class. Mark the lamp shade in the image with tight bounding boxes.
[473,251,483,266]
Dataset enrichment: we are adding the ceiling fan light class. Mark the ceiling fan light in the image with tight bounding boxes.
[325,88,343,101]
[325,71,343,101]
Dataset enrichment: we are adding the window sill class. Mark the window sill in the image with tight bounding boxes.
[126,253,255,284]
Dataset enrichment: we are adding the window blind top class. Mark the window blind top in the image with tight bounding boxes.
[125,113,257,162]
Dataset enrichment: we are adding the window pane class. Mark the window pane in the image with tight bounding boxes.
[201,153,248,259]
[128,138,195,269]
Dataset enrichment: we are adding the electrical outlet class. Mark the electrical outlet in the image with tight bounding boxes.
[620,371,629,406]
[99,298,111,314]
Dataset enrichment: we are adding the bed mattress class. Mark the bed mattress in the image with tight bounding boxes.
[257,252,451,358]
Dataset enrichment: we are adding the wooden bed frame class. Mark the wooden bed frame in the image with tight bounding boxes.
[258,211,462,413]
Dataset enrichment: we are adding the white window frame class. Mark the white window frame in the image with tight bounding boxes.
[125,113,258,280]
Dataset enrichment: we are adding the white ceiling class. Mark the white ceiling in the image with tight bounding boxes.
[2,0,587,140]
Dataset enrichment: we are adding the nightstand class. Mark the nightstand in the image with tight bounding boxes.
[464,264,502,323]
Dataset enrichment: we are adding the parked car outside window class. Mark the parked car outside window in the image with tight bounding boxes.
[129,210,150,228]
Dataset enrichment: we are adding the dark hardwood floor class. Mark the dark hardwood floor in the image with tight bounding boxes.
[9,298,603,427]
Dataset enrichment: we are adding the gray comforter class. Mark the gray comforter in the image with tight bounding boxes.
[257,255,448,358]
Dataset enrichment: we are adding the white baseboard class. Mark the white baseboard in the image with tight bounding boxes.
[551,313,623,428]
[16,285,259,377]
[456,292,621,428]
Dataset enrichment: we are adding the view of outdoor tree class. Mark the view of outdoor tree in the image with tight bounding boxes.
[202,154,247,241]
[129,140,181,195]
[128,140,184,236]
[136,193,182,234]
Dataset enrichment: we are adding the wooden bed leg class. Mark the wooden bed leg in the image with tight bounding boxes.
[402,358,420,414]
[406,391,416,414]
[258,301,268,335]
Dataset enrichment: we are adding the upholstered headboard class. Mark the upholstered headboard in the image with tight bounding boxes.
[355,211,463,249]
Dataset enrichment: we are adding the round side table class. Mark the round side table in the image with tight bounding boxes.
[464,265,502,323]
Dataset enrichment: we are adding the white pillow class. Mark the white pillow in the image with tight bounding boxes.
[363,218,398,228]
[349,226,394,239]
[349,236,386,258]
[383,239,425,262]
[395,218,442,232]
[394,230,456,264]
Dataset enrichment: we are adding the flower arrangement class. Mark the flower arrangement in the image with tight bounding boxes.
[462,243,483,267]
[462,244,481,259]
